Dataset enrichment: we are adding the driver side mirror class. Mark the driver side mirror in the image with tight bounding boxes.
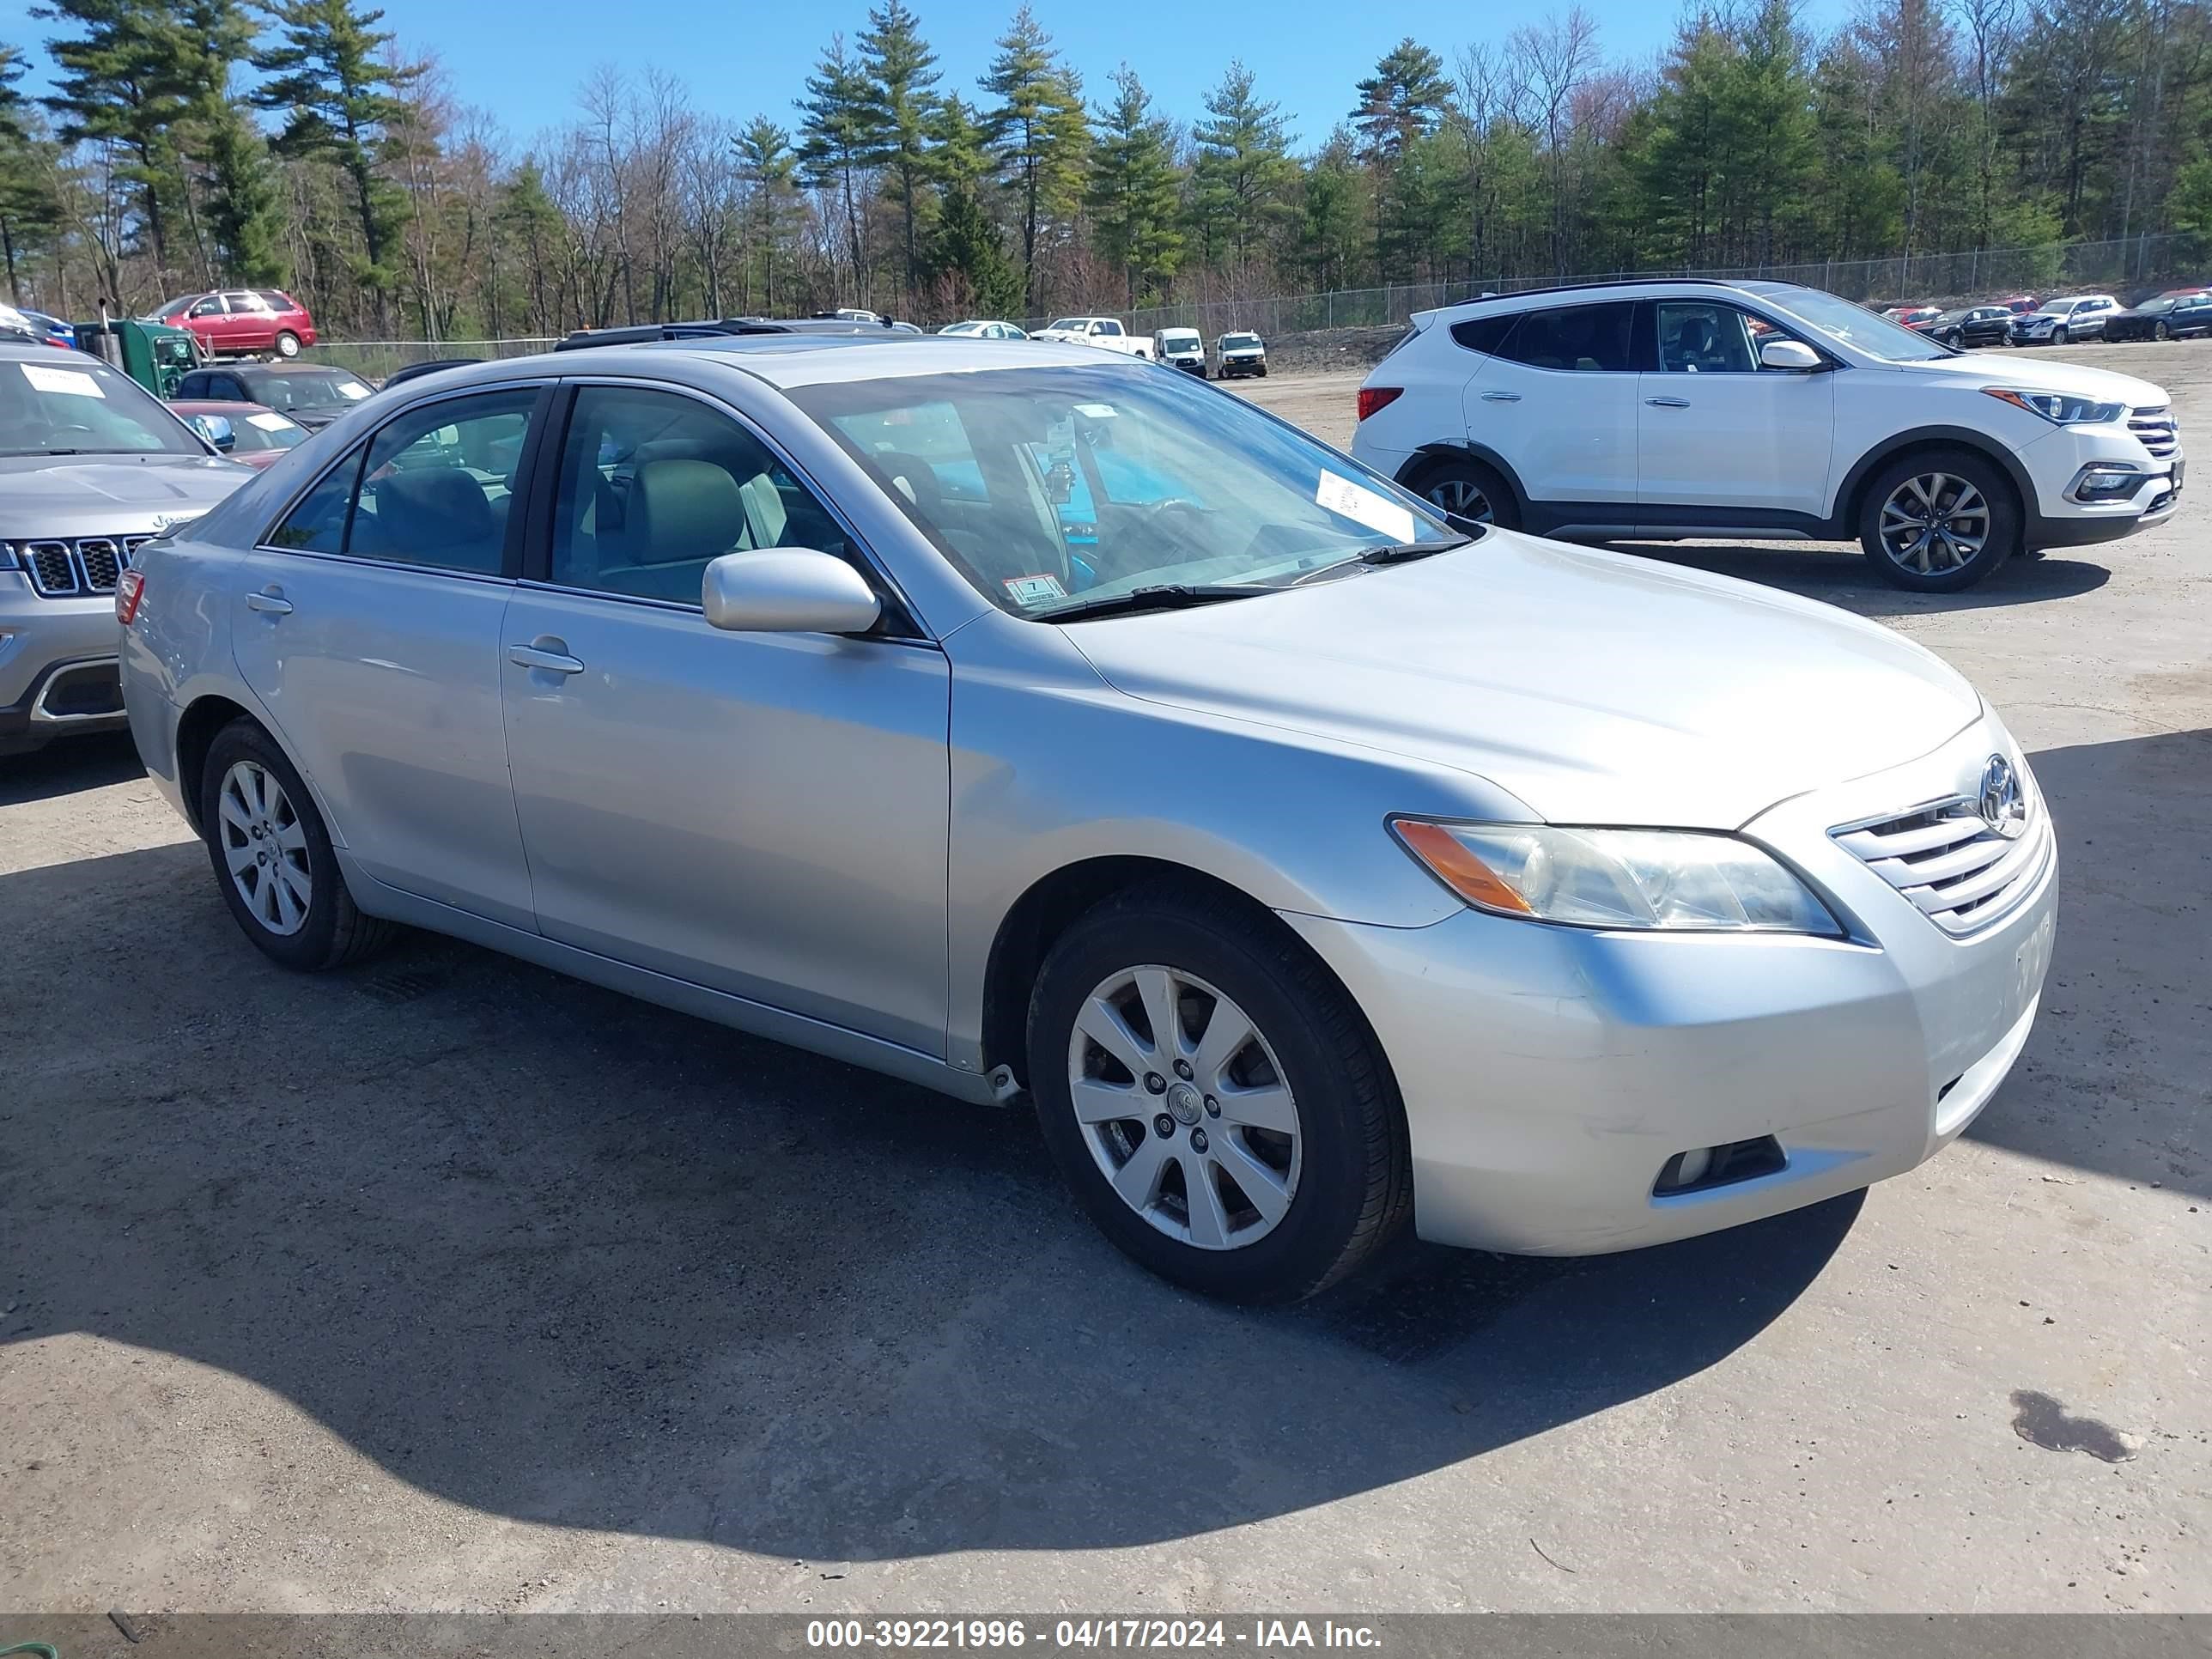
[1759,338,1823,372]
[702,548,882,635]
[186,413,235,452]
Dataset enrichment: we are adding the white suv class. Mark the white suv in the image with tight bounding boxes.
[1351,279,2181,591]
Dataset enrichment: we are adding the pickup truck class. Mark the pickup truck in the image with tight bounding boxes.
[1032,316,1156,360]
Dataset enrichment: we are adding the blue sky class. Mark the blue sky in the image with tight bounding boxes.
[2,0,1849,153]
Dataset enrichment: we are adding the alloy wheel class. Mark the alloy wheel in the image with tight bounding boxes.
[1878,472,1990,575]
[1066,964,1302,1251]
[218,758,313,936]
[1425,477,1494,523]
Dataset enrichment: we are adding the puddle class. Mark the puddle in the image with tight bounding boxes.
[2010,1389,2140,1462]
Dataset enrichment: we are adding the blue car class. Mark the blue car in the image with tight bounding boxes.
[17,309,76,349]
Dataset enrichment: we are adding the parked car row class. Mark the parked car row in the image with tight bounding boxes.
[1879,285,2212,349]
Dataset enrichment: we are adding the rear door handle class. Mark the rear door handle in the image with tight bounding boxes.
[507,643,586,675]
[1480,391,1522,403]
[245,588,293,614]
[1645,396,1692,409]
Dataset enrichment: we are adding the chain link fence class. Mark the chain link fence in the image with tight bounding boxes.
[308,231,2206,375]
[1026,231,2209,341]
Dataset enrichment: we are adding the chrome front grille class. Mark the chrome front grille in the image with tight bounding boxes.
[1832,794,2052,936]
[2130,406,2178,459]
[8,534,155,598]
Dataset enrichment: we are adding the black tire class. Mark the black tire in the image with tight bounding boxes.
[198,718,398,971]
[1409,453,1519,530]
[2155,321,2171,342]
[1857,447,2019,592]
[2051,325,2068,346]
[274,331,301,358]
[1026,883,1413,1304]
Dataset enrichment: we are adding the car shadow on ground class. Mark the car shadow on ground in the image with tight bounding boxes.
[0,730,145,807]
[1613,541,2112,617]
[2,831,1856,1561]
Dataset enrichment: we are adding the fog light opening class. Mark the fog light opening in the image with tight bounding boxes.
[1654,1135,1788,1197]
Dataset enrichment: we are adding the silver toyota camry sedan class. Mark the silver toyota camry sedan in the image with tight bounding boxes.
[120,337,2057,1302]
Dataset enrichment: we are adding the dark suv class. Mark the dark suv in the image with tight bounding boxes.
[1927,306,2014,349]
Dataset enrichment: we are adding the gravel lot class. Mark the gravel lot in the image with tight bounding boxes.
[2,340,2207,1618]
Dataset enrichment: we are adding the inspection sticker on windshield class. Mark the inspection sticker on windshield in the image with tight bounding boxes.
[246,411,293,432]
[21,362,106,398]
[1003,573,1066,607]
[336,382,370,399]
[1316,468,1414,543]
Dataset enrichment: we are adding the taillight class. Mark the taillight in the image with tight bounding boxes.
[1357,386,1403,422]
[115,568,146,625]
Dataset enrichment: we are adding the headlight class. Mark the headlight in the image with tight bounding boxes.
[1983,386,2127,425]
[1390,818,1843,935]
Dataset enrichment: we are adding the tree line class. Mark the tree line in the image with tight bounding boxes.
[2,0,2209,343]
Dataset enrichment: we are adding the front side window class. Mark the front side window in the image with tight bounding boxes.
[1656,302,1759,374]
[549,386,854,605]
[0,355,208,458]
[788,362,1463,619]
[345,389,536,574]
[188,297,224,319]
[1494,302,1634,372]
[267,446,367,552]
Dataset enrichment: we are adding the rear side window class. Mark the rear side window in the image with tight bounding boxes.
[349,390,536,575]
[1449,313,1519,356]
[1493,302,1635,372]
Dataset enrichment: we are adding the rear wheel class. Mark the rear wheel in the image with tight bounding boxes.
[1026,885,1411,1303]
[273,330,301,358]
[1411,453,1517,530]
[198,720,397,971]
[1858,448,2018,592]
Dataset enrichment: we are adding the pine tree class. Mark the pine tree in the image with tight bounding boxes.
[0,41,63,303]
[1085,65,1182,307]
[979,3,1087,313]
[796,35,884,304]
[857,0,940,301]
[733,117,800,313]
[177,0,282,283]
[922,94,1019,316]
[254,0,420,322]
[1349,38,1451,281]
[1188,61,1294,278]
[33,0,197,277]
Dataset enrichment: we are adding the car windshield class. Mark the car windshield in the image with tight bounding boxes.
[1221,334,1261,350]
[242,368,373,410]
[0,354,206,457]
[787,363,1466,620]
[223,409,309,452]
[1764,289,1953,362]
[2035,302,2076,316]
[1162,333,1200,349]
[1046,319,1090,331]
[2137,298,2177,313]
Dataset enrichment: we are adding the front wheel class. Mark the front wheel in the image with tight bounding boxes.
[1858,448,2019,592]
[1026,886,1411,1303]
[198,719,397,971]
[2051,325,2069,346]
[2155,321,2171,341]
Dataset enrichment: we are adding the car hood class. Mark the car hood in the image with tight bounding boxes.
[1060,531,1982,829]
[1907,350,2167,407]
[0,453,252,530]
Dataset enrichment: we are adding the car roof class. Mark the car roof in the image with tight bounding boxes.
[539,332,1136,388]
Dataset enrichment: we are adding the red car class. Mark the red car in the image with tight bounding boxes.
[167,398,313,469]
[151,289,319,358]
[1990,294,2041,313]
[1884,305,1943,331]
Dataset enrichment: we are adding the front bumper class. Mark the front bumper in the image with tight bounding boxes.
[1218,356,1267,376]
[1283,714,2058,1255]
[2017,421,2181,544]
[0,574,127,749]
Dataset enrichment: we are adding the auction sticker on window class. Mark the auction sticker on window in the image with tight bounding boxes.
[246,411,294,432]
[21,362,106,398]
[1316,468,1414,543]
[1003,573,1066,607]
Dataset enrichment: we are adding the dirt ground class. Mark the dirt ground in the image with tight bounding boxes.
[2,341,2207,1620]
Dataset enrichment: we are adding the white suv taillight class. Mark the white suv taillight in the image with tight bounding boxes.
[115,568,146,625]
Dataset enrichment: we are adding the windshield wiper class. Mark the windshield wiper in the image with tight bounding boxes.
[1354,535,1473,566]
[1045,583,1267,623]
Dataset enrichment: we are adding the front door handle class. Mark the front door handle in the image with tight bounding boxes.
[1645,396,1692,409]
[508,642,586,675]
[245,588,293,615]
[1480,390,1522,403]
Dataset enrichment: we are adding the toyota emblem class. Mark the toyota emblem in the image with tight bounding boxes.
[1978,755,2027,839]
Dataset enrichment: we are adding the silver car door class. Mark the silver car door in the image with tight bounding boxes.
[231,383,546,929]
[499,380,952,1055]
